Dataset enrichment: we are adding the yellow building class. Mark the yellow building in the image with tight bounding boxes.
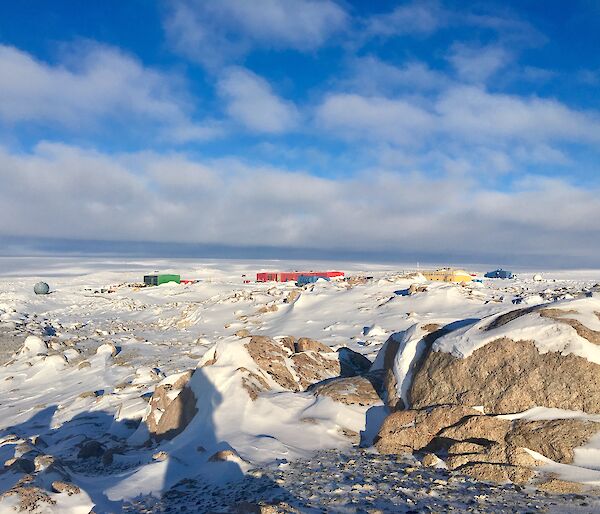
[422,268,473,283]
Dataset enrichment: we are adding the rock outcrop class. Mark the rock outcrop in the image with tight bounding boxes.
[375,406,481,454]
[242,335,371,393]
[374,296,600,490]
[145,370,197,441]
[144,335,373,441]
[310,372,383,406]
[376,409,600,485]
[409,338,600,414]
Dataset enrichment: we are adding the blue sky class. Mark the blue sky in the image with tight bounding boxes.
[0,1,599,264]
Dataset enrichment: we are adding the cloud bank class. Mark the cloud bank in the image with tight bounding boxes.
[1,142,599,262]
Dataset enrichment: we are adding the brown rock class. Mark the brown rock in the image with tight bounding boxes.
[290,352,340,390]
[447,441,487,455]
[146,369,198,441]
[0,480,56,511]
[540,308,600,344]
[375,406,480,454]
[4,457,35,473]
[151,386,198,441]
[245,336,299,391]
[381,325,451,411]
[310,372,383,406]
[506,419,600,464]
[381,336,402,410]
[536,475,583,494]
[284,290,301,304]
[278,336,296,353]
[208,449,244,462]
[458,462,534,485]
[172,370,194,390]
[422,453,438,467]
[337,347,372,375]
[51,481,81,495]
[410,338,600,414]
[408,284,428,295]
[257,304,278,314]
[505,445,544,468]
[238,367,271,400]
[77,441,105,459]
[437,415,511,444]
[234,502,300,513]
[296,337,331,353]
[235,329,250,338]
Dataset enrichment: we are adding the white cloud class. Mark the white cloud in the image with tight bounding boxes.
[437,85,600,144]
[447,44,512,83]
[315,85,600,148]
[0,44,219,142]
[1,142,599,261]
[343,56,448,95]
[164,0,348,68]
[218,67,299,133]
[365,1,444,38]
[315,93,435,144]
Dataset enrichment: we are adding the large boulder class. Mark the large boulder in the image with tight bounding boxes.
[409,338,600,414]
[407,298,600,414]
[374,297,600,490]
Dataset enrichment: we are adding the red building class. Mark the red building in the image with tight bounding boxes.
[256,271,344,282]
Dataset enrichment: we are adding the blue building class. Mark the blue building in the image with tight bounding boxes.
[484,269,514,279]
[296,275,331,286]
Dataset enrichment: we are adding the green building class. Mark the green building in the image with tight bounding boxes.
[143,274,181,286]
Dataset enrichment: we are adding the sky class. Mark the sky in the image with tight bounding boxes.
[0,0,599,266]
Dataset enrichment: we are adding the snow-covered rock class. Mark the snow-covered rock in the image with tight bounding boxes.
[19,335,48,356]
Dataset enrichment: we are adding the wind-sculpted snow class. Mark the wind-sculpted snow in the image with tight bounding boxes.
[1,258,600,511]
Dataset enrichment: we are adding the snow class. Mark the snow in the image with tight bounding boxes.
[434,295,600,364]
[1,257,600,512]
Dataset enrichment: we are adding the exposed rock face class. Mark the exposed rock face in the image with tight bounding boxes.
[244,336,369,393]
[51,481,81,495]
[208,448,245,463]
[380,337,401,411]
[245,336,299,391]
[146,370,197,441]
[375,406,481,454]
[458,462,534,485]
[238,367,272,401]
[0,476,56,511]
[295,337,331,353]
[310,372,383,406]
[437,415,511,444]
[535,475,584,494]
[146,336,373,441]
[409,338,600,414]
[506,419,600,464]
[375,407,600,488]
[337,347,372,375]
[379,325,451,412]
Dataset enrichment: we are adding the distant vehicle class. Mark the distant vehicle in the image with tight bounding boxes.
[484,269,514,279]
